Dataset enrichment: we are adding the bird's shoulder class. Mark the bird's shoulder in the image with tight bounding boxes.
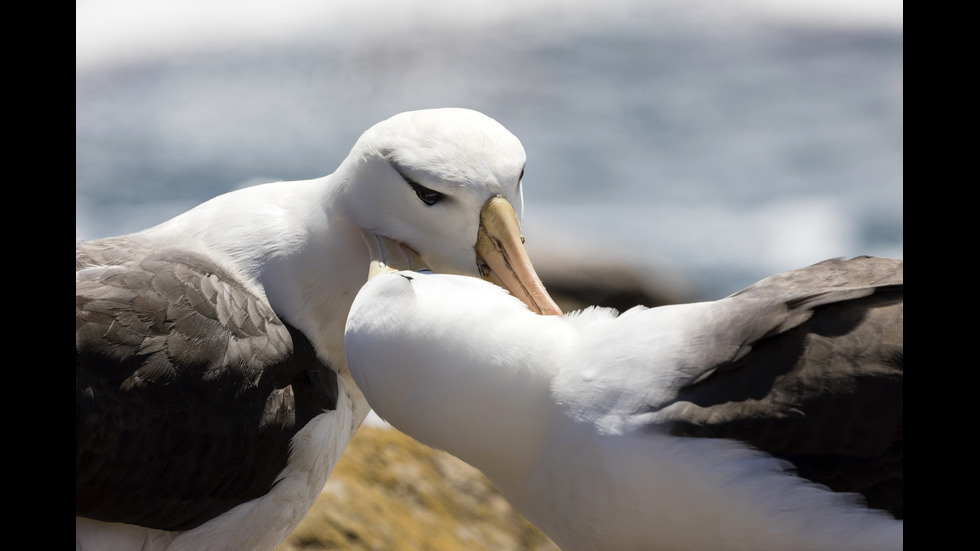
[76,236,294,380]
[649,256,903,516]
[76,236,340,530]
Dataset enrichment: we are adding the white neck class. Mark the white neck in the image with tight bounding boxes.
[143,176,369,371]
[374,307,570,489]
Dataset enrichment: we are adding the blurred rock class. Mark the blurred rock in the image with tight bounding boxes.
[530,240,695,313]
[540,260,688,313]
[277,426,559,551]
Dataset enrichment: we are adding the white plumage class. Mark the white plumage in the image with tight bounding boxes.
[344,256,903,551]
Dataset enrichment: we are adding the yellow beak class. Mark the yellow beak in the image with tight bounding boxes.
[363,196,562,317]
[473,196,563,316]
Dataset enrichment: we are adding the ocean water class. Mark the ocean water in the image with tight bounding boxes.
[76,0,903,300]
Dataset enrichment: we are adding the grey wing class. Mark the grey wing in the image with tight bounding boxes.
[659,257,903,517]
[76,238,339,531]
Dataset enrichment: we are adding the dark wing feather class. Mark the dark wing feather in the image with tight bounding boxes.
[663,257,903,518]
[76,237,339,531]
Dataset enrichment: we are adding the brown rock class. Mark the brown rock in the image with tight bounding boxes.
[277,426,559,551]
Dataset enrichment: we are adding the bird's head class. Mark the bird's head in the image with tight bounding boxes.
[333,108,562,316]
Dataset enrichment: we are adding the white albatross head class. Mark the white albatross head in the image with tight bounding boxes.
[345,268,566,482]
[331,108,562,316]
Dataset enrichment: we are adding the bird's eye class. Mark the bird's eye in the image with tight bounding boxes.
[408,180,443,206]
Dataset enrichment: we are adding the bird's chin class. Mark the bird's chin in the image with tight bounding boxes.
[360,232,431,279]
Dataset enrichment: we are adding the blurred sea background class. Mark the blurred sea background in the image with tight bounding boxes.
[76,0,903,301]
[76,4,903,545]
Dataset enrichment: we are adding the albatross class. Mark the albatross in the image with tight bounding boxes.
[344,255,903,551]
[75,108,562,550]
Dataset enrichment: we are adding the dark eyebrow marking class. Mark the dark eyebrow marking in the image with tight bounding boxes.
[390,160,444,206]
